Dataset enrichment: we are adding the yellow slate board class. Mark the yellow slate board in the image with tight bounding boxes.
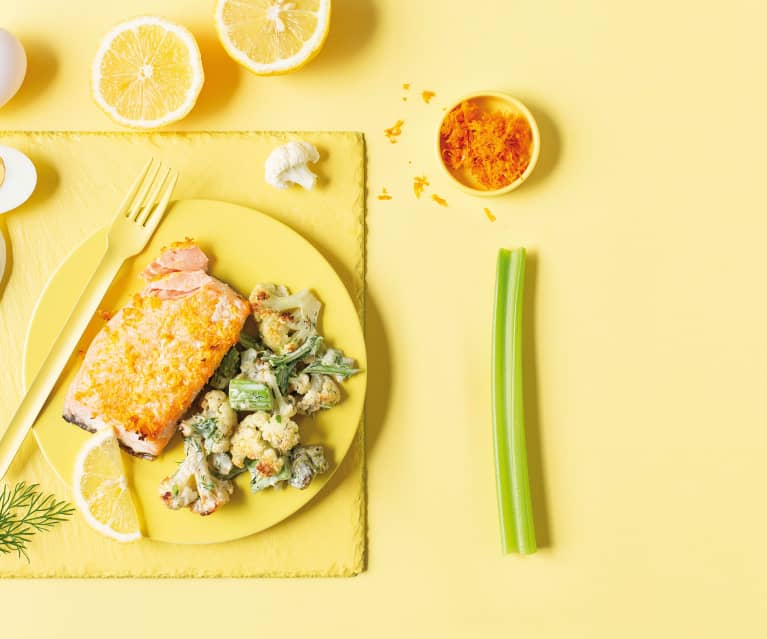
[0,130,366,577]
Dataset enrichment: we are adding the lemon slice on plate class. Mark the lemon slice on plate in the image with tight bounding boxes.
[215,0,331,75]
[91,16,204,128]
[73,428,142,542]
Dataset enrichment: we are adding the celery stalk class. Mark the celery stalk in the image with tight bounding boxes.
[492,248,536,554]
[228,378,273,412]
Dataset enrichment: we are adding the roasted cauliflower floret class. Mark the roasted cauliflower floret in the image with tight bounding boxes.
[249,283,320,354]
[296,375,341,415]
[247,452,291,492]
[253,447,285,477]
[230,410,298,463]
[259,414,300,454]
[260,314,293,354]
[160,434,233,516]
[288,373,311,395]
[230,413,270,467]
[180,390,238,454]
[192,451,235,516]
[159,436,200,510]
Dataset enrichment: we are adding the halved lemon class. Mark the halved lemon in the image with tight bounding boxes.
[215,0,331,75]
[91,16,204,128]
[72,428,141,542]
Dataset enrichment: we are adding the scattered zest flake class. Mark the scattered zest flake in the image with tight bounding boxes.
[432,194,447,206]
[484,207,496,222]
[402,83,410,90]
[413,175,429,199]
[440,100,533,190]
[98,309,113,321]
[422,90,436,104]
[378,188,393,201]
[384,119,404,144]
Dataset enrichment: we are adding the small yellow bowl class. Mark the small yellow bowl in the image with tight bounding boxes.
[436,91,540,197]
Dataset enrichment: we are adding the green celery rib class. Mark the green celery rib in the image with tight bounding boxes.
[492,248,536,555]
[228,378,273,412]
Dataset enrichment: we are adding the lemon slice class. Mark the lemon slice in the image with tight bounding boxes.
[73,428,141,542]
[91,16,204,128]
[215,0,331,75]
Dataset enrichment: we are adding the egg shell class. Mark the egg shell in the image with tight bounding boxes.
[0,146,37,214]
[0,29,27,108]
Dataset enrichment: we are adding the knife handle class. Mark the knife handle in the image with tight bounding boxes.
[0,248,120,480]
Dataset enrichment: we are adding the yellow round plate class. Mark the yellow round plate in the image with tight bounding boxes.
[24,199,366,544]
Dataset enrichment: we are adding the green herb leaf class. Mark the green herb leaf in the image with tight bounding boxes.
[238,332,262,350]
[191,417,218,439]
[0,482,75,562]
[208,347,241,390]
[263,335,323,367]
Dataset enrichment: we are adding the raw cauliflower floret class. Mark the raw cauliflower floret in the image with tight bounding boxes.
[264,141,320,191]
[180,390,238,454]
[296,375,341,415]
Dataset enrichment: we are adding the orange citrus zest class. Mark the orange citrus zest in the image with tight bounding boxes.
[384,120,404,144]
[413,176,429,199]
[439,99,533,190]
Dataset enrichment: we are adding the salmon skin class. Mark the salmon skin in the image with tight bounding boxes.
[63,240,250,459]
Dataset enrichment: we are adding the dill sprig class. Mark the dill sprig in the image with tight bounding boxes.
[0,481,75,562]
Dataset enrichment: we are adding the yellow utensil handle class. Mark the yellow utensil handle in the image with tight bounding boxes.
[0,248,121,480]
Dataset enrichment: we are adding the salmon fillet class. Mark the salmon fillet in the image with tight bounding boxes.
[63,241,250,459]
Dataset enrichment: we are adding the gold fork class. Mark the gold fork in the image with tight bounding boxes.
[0,159,178,480]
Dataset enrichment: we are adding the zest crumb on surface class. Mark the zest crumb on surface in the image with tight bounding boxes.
[403,83,410,90]
[422,90,436,104]
[98,309,113,321]
[384,119,404,143]
[378,188,393,201]
[413,175,430,199]
[484,207,496,222]
[431,194,447,206]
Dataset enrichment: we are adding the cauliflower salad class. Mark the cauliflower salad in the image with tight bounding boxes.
[159,283,360,516]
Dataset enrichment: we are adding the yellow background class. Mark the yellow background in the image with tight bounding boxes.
[1,0,766,636]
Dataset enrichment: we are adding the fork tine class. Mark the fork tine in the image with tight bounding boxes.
[142,170,178,231]
[113,158,154,219]
[128,161,163,220]
[135,166,171,225]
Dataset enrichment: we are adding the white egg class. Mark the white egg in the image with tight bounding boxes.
[0,28,27,108]
[0,229,5,282]
[0,146,37,214]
